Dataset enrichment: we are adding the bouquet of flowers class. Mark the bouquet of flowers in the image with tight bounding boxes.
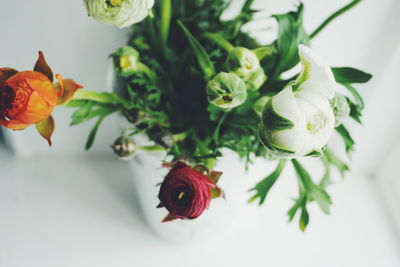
[0,0,371,231]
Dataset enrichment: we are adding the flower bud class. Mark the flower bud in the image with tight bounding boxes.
[226,47,260,78]
[331,94,350,126]
[111,136,136,160]
[111,46,140,77]
[83,0,155,28]
[243,68,267,91]
[206,72,247,109]
[123,108,145,124]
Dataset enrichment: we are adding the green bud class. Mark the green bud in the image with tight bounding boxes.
[111,46,140,77]
[206,72,247,109]
[331,94,350,126]
[253,96,271,116]
[244,68,267,91]
[111,136,136,160]
[226,47,260,78]
[123,108,146,124]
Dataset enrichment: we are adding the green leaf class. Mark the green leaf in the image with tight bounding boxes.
[335,124,355,153]
[292,159,332,214]
[71,101,95,125]
[332,67,372,84]
[288,196,302,222]
[320,156,331,188]
[70,106,115,126]
[85,116,105,150]
[272,3,310,75]
[177,20,216,79]
[342,83,364,110]
[346,98,362,124]
[323,147,349,177]
[299,202,309,232]
[249,159,286,205]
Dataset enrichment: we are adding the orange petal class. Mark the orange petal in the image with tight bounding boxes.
[55,74,64,98]
[55,78,83,105]
[35,115,55,146]
[0,118,30,130]
[34,51,53,82]
[14,91,54,124]
[0,68,18,83]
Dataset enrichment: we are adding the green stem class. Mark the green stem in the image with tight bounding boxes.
[72,90,130,108]
[160,0,172,49]
[310,0,362,39]
[241,0,255,13]
[136,145,165,151]
[203,32,234,52]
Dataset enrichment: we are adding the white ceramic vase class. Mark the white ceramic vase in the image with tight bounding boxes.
[127,144,244,242]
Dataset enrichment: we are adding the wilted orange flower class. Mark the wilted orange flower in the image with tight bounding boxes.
[0,52,82,145]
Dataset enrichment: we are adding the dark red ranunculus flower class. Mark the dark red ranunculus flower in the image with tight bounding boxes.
[158,161,220,222]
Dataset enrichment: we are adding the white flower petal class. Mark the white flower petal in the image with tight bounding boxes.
[296,45,336,99]
[272,87,302,124]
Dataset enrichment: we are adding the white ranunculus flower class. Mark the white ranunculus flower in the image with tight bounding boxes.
[83,0,154,28]
[259,45,336,157]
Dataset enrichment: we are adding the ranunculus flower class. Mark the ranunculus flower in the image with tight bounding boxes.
[258,45,336,157]
[0,52,82,145]
[83,0,155,28]
[207,72,247,109]
[157,161,222,222]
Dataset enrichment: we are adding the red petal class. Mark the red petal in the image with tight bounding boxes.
[0,68,18,83]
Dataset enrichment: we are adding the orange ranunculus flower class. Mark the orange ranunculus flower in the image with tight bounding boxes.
[0,52,82,145]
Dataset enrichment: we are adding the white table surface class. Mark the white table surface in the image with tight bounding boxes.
[0,147,399,267]
[1,0,400,266]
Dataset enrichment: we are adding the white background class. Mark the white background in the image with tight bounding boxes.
[1,0,400,266]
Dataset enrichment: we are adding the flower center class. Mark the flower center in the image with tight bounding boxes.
[0,85,15,115]
[107,0,123,7]
[177,191,185,200]
[119,56,132,70]
[222,95,233,102]
[306,114,327,134]
[244,57,253,69]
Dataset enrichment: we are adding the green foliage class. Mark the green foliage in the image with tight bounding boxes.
[290,159,332,231]
[269,3,310,77]
[336,124,355,154]
[332,67,371,124]
[67,0,371,230]
[249,159,286,205]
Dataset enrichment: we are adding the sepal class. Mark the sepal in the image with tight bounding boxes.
[35,115,55,146]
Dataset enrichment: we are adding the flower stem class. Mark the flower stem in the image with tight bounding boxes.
[136,145,165,151]
[241,0,255,13]
[310,0,362,39]
[203,32,234,52]
[160,0,172,49]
